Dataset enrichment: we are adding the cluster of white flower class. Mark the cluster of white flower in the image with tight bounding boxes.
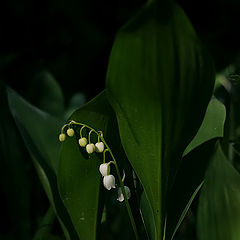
[59,122,131,202]
[59,127,105,154]
[99,163,131,201]
[99,163,115,190]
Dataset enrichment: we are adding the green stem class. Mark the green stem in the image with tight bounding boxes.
[100,139,139,240]
[80,125,85,138]
[101,141,139,240]
[88,129,94,143]
[69,121,139,240]
[103,149,109,163]
[61,123,69,133]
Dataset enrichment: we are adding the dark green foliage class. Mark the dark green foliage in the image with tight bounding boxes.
[2,1,240,240]
[106,1,215,238]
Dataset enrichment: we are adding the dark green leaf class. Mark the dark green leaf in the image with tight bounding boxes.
[28,70,65,117]
[169,182,203,240]
[33,206,55,240]
[140,191,157,240]
[197,143,240,240]
[183,98,226,156]
[166,98,225,239]
[0,83,31,240]
[7,88,62,173]
[166,140,216,240]
[106,1,215,238]
[7,88,78,240]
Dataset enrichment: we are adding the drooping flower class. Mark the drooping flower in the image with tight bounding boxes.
[117,186,131,202]
[99,163,110,176]
[95,142,105,153]
[67,128,75,137]
[86,143,95,154]
[59,133,66,142]
[103,175,116,190]
[79,137,88,147]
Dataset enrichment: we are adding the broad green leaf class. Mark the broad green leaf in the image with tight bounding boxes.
[166,140,216,240]
[7,88,62,173]
[169,182,203,240]
[65,92,86,119]
[197,143,240,240]
[28,70,65,117]
[0,83,31,240]
[7,88,78,240]
[106,1,215,238]
[140,191,157,240]
[33,206,55,240]
[58,91,119,240]
[183,98,226,156]
[166,98,225,239]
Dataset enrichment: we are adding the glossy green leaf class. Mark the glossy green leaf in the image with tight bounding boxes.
[58,91,118,240]
[7,88,78,240]
[166,98,226,239]
[33,206,55,240]
[140,191,157,240]
[106,1,215,238]
[170,182,203,240]
[166,140,216,240]
[183,98,226,156]
[197,143,240,240]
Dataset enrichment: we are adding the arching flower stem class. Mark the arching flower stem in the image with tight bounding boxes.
[65,120,139,240]
[80,125,85,138]
[99,138,139,240]
[103,149,108,163]
[88,129,94,143]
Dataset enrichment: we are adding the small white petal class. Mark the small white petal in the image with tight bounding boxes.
[86,143,95,154]
[117,186,131,202]
[79,137,88,147]
[99,163,110,177]
[103,175,115,190]
[95,142,105,153]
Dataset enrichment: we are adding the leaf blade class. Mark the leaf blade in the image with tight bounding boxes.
[106,2,215,238]
[166,98,226,239]
[183,98,226,156]
[197,143,240,240]
[7,88,77,240]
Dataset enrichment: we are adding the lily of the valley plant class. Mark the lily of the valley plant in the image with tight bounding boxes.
[9,1,240,240]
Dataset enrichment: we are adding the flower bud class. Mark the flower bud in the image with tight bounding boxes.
[117,186,131,202]
[67,128,75,137]
[99,163,110,176]
[59,133,66,142]
[86,143,95,154]
[95,142,105,153]
[79,137,88,147]
[103,175,116,190]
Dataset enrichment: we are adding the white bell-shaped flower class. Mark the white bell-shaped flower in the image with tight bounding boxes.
[117,186,131,202]
[79,137,88,147]
[67,128,75,137]
[95,142,105,153]
[86,143,95,154]
[99,163,110,176]
[103,175,116,190]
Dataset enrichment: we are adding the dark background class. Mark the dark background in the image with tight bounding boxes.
[1,0,240,100]
[1,0,240,239]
